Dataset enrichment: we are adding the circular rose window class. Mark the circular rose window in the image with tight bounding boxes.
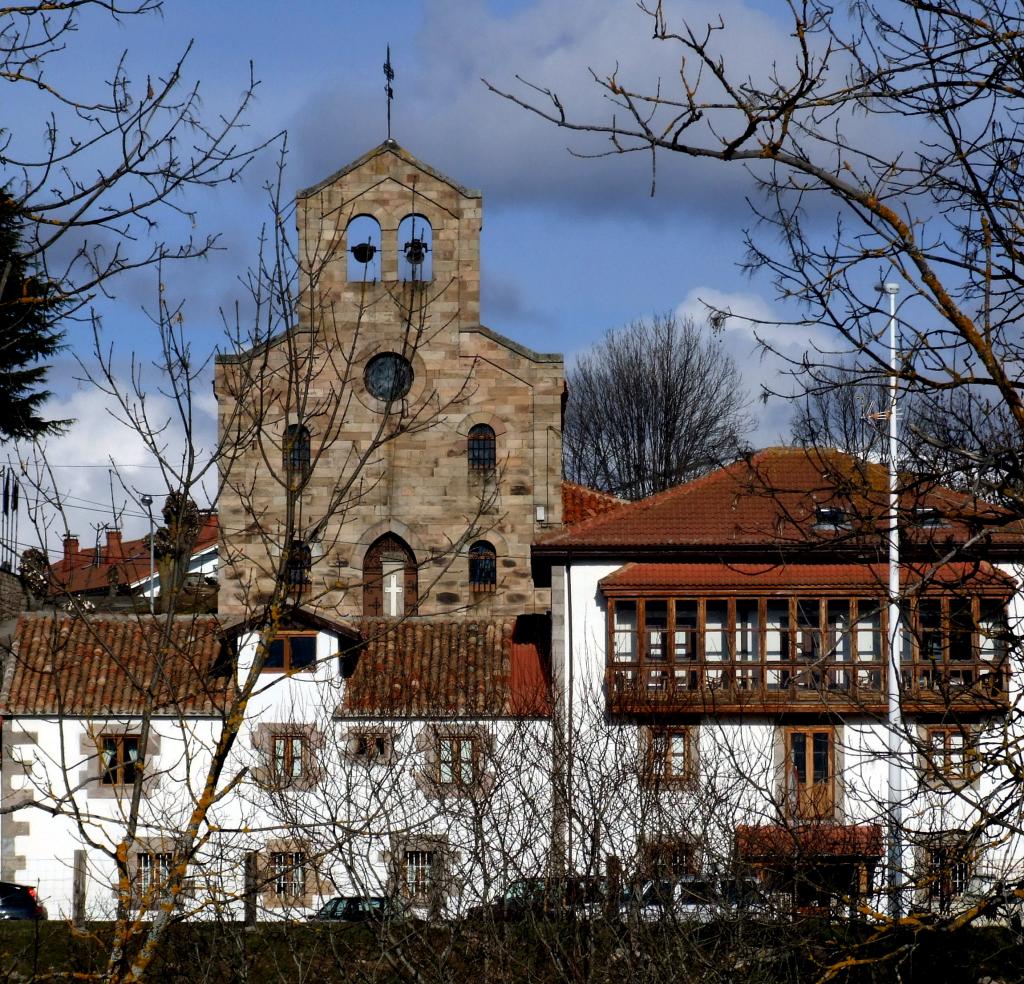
[364,352,414,402]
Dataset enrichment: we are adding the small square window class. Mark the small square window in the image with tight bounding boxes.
[101,735,141,786]
[353,731,393,763]
[137,851,172,894]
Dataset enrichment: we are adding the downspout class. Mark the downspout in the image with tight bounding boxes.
[565,553,574,876]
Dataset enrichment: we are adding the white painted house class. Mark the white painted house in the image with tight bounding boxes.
[532,447,1024,917]
[0,609,551,920]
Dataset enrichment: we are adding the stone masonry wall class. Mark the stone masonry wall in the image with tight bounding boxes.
[216,142,563,622]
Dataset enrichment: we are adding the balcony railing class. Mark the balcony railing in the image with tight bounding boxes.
[606,658,1008,715]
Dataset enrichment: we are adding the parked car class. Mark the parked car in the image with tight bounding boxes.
[308,895,401,922]
[0,882,46,920]
[621,875,765,924]
[465,876,612,922]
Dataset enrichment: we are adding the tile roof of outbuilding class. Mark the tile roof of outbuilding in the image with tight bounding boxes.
[340,615,550,719]
[47,513,218,597]
[536,448,1024,558]
[4,613,231,716]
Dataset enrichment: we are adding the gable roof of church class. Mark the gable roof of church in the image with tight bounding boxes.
[297,140,482,201]
[534,447,1024,581]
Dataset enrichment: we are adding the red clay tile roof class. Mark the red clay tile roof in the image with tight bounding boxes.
[48,513,218,597]
[736,823,883,860]
[536,448,1024,561]
[340,615,550,718]
[562,482,625,525]
[4,613,231,716]
[599,561,1015,594]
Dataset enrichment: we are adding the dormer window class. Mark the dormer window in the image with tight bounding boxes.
[814,506,849,529]
[914,507,944,528]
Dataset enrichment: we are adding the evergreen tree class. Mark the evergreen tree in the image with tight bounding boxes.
[0,189,68,442]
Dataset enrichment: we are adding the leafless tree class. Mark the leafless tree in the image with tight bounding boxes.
[564,313,753,499]
[2,1,266,313]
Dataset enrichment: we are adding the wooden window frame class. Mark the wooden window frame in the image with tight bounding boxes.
[920,835,974,914]
[261,631,318,674]
[923,725,979,784]
[783,726,836,821]
[271,733,308,786]
[645,727,697,789]
[403,848,438,901]
[100,734,142,786]
[436,734,482,790]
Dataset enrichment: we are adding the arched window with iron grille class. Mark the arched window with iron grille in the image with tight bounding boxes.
[284,424,311,487]
[467,424,496,472]
[469,541,497,592]
[285,540,312,593]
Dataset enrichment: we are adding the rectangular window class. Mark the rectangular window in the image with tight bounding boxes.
[613,601,637,662]
[100,735,141,786]
[923,838,973,914]
[673,601,698,662]
[263,632,317,672]
[404,850,436,899]
[925,726,977,783]
[786,728,835,820]
[765,601,790,690]
[647,727,696,787]
[271,734,307,783]
[978,600,1008,663]
[638,838,696,878]
[437,735,480,788]
[646,601,669,661]
[272,851,306,898]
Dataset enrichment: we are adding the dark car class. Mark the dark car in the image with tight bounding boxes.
[466,876,611,922]
[0,882,46,920]
[308,896,400,922]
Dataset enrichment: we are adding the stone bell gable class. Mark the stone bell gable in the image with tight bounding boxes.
[215,142,564,623]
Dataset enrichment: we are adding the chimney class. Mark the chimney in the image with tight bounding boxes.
[63,534,79,563]
[105,529,124,562]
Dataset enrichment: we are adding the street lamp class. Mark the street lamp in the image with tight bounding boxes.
[878,281,904,920]
[141,494,155,615]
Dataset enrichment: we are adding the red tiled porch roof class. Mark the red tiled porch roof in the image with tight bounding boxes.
[340,615,551,719]
[736,823,884,860]
[599,560,1016,594]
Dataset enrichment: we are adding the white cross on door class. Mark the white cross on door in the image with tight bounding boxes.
[382,561,404,617]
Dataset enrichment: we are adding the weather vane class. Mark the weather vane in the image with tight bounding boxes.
[384,45,395,141]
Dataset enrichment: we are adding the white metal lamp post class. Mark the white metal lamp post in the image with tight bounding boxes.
[141,494,155,615]
[879,281,904,920]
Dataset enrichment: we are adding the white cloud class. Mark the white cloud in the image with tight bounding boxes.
[13,385,217,556]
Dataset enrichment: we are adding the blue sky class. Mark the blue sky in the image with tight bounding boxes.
[14,0,834,548]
